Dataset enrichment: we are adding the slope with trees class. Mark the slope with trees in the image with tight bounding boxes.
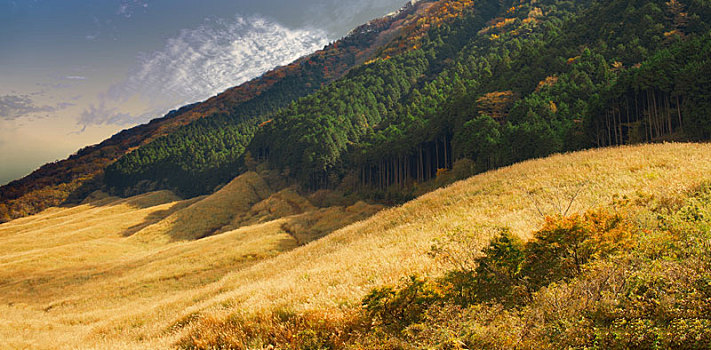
[0,0,440,221]
[102,0,450,197]
[5,0,711,220]
[250,0,711,195]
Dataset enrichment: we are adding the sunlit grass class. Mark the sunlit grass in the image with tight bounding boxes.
[0,143,709,349]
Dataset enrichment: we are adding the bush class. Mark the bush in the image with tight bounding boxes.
[522,209,635,290]
[177,186,711,349]
[435,209,636,307]
[362,275,444,332]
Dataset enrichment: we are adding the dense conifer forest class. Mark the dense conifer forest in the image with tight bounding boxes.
[103,0,711,200]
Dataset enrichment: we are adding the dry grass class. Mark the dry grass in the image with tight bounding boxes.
[0,143,709,349]
[131,172,272,242]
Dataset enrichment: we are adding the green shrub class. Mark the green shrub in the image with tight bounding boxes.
[362,275,444,332]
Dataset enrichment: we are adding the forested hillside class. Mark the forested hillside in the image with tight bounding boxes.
[4,0,711,220]
[102,0,480,197]
[255,0,711,192]
[105,0,711,200]
[0,0,436,222]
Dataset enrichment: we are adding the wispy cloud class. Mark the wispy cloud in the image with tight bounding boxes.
[76,14,329,129]
[0,95,73,120]
[305,0,405,34]
[118,0,149,18]
[64,75,88,80]
[109,15,329,109]
[78,103,135,129]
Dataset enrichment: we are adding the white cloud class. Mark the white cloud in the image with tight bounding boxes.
[109,15,329,111]
[77,14,329,129]
[305,0,405,34]
[79,102,127,126]
[78,95,147,127]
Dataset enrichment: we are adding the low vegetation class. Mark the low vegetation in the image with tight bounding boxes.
[180,166,711,349]
[2,143,707,349]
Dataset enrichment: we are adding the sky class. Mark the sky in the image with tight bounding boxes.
[0,0,408,185]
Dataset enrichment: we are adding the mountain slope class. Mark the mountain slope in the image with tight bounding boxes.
[0,0,440,222]
[107,0,711,201]
[7,0,711,221]
[102,0,484,197]
[1,143,709,349]
[252,0,711,191]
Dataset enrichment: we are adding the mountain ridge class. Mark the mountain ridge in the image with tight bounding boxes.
[4,0,711,223]
[0,0,442,223]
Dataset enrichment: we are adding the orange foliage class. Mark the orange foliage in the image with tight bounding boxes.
[379,0,476,58]
[536,75,559,92]
[549,101,558,114]
[480,16,518,35]
[528,7,543,18]
[494,18,517,29]
[537,209,636,260]
[476,91,517,120]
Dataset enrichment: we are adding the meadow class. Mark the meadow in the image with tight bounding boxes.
[1,143,710,349]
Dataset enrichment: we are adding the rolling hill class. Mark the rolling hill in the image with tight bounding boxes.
[1,143,710,349]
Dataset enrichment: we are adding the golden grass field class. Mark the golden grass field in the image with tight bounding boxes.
[1,143,710,349]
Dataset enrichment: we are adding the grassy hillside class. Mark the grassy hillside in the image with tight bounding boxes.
[1,143,710,349]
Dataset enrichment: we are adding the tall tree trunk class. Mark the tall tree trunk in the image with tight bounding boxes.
[435,140,440,171]
[652,91,661,138]
[443,134,449,169]
[666,95,672,136]
[419,145,423,182]
[612,107,620,145]
[646,90,653,140]
[676,95,683,132]
[607,111,612,146]
[625,95,630,144]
